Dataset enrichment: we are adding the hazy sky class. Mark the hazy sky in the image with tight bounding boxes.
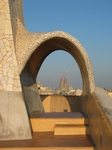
[23,0,112,90]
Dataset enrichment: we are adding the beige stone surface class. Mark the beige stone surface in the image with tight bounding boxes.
[0,91,32,140]
[0,53,2,60]
[0,40,4,48]
[0,15,5,29]
[0,0,5,10]
[0,1,28,139]
[0,2,9,13]
[0,30,4,36]
[0,147,96,150]
[41,95,81,113]
[54,124,90,135]
[4,19,12,34]
[80,93,112,150]
[42,96,51,112]
[31,113,87,132]
[3,38,10,45]
[16,20,95,95]
[0,0,22,92]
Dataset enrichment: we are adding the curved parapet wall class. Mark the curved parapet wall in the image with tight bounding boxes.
[16,20,95,95]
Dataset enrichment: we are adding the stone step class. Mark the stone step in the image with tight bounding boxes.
[0,133,95,150]
[54,124,90,135]
[29,112,95,149]
[30,112,88,132]
[0,147,96,150]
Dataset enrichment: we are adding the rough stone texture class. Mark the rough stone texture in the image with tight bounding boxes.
[0,0,32,140]
[0,0,21,91]
[16,19,95,95]
[9,0,25,45]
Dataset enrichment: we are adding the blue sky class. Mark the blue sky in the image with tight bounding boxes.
[23,0,112,90]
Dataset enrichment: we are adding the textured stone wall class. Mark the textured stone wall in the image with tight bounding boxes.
[0,0,21,91]
[0,0,31,140]
[41,95,80,112]
[9,0,25,44]
[80,94,112,150]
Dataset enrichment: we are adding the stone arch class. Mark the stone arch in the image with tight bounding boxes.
[20,31,95,96]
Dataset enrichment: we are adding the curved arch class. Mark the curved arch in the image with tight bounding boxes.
[19,31,95,96]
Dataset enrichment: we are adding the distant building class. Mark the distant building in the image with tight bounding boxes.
[59,75,74,95]
[37,81,52,95]
[68,89,75,95]
[75,89,82,96]
[37,77,82,96]
[59,75,68,91]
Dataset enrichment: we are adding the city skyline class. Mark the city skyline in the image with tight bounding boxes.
[23,0,112,90]
[36,50,83,90]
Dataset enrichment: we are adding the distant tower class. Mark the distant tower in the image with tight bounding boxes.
[59,75,68,91]
[63,76,68,90]
[59,75,64,90]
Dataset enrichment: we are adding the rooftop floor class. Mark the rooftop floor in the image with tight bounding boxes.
[0,112,95,149]
[0,133,95,148]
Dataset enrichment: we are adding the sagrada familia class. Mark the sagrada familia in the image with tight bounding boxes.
[59,76,68,91]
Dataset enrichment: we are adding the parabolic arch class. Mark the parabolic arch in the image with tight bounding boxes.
[18,31,95,96]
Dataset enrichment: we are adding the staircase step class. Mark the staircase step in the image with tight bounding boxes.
[30,112,88,132]
[29,112,95,149]
[0,147,96,150]
[0,112,96,150]
[0,133,96,150]
[54,124,90,135]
